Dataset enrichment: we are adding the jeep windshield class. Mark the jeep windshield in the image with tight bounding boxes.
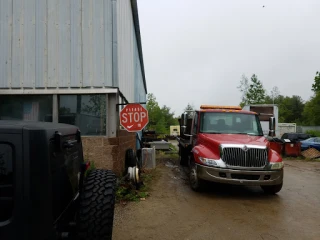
[200,112,263,136]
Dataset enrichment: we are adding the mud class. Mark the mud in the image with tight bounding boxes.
[113,158,320,240]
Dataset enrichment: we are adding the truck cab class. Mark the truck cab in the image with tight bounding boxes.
[177,105,283,194]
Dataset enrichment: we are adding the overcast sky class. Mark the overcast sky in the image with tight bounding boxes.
[138,0,320,116]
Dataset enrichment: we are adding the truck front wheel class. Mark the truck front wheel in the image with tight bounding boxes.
[261,183,283,194]
[189,165,204,191]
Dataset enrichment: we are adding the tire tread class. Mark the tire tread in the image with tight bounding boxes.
[78,169,116,240]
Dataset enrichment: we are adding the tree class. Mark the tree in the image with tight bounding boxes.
[270,86,280,104]
[303,71,320,125]
[311,71,320,93]
[303,94,320,125]
[237,74,249,107]
[146,93,165,133]
[245,74,266,104]
[184,103,194,118]
[279,96,304,123]
[265,93,304,123]
[146,93,178,134]
[161,105,179,127]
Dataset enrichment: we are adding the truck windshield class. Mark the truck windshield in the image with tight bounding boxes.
[200,112,263,136]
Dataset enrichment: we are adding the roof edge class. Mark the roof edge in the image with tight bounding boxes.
[131,0,147,94]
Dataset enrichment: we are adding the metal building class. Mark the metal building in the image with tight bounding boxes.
[0,0,147,174]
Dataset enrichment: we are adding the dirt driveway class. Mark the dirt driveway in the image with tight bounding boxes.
[113,157,320,240]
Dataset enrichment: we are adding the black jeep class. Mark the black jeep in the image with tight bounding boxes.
[0,121,116,240]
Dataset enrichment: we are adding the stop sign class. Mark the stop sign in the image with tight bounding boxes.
[120,103,149,132]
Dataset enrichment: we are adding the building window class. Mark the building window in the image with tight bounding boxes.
[58,95,106,136]
[0,95,52,121]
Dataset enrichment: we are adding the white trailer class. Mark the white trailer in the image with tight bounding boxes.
[278,123,296,137]
[170,125,180,136]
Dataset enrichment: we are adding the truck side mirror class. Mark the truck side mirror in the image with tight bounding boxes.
[181,126,186,134]
[180,113,188,135]
[268,117,276,137]
[181,113,188,126]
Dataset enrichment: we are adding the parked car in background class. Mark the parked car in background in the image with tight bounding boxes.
[300,137,320,151]
[281,133,314,142]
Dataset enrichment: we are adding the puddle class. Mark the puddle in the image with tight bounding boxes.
[165,161,178,168]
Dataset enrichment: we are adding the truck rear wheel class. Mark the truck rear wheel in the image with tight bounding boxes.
[78,169,116,240]
[261,183,283,194]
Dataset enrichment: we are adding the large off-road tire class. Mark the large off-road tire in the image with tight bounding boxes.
[189,164,204,192]
[125,149,136,167]
[78,169,116,240]
[261,183,283,195]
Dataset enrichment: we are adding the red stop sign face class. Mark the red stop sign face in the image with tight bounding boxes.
[120,103,149,132]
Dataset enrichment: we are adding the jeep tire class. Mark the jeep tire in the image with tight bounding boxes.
[78,169,116,240]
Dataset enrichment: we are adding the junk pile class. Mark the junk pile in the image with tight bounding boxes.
[301,148,320,159]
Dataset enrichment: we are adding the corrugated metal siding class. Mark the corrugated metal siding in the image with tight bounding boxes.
[82,0,93,87]
[0,0,113,89]
[70,0,82,87]
[133,27,146,103]
[0,1,12,88]
[35,0,47,88]
[24,0,36,88]
[12,0,23,88]
[117,0,134,102]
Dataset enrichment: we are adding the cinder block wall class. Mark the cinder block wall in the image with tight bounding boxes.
[82,130,136,176]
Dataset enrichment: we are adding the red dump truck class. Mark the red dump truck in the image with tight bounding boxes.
[177,105,283,194]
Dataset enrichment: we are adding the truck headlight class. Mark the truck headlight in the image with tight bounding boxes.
[199,157,218,167]
[270,162,284,170]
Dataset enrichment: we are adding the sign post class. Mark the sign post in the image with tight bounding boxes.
[119,103,149,132]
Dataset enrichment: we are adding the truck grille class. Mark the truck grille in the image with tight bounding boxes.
[222,147,267,168]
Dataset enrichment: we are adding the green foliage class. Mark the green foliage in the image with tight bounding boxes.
[311,71,320,93]
[246,74,266,104]
[238,74,266,106]
[305,130,320,137]
[237,71,320,125]
[84,161,96,177]
[115,170,155,202]
[265,94,305,123]
[303,71,320,126]
[115,186,146,202]
[281,96,304,123]
[302,93,320,125]
[146,93,178,134]
[161,105,179,126]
